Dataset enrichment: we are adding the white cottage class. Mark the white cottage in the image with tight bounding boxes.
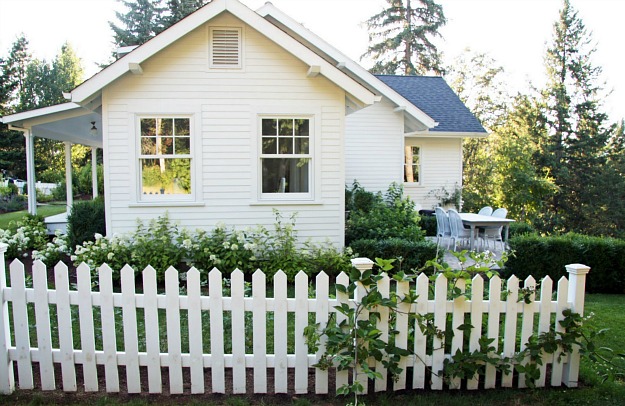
[0,0,486,247]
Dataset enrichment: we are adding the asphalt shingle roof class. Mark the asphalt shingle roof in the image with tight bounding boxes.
[375,75,487,134]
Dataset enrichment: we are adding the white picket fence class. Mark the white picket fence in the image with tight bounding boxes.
[0,244,589,395]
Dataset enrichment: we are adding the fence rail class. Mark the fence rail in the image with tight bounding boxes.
[0,243,589,395]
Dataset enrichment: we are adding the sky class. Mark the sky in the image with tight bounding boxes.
[1,0,624,121]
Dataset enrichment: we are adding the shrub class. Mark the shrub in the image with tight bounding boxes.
[418,215,437,237]
[0,214,48,259]
[349,238,440,273]
[72,233,134,280]
[33,230,71,266]
[508,222,536,239]
[345,183,424,245]
[131,214,186,279]
[67,198,106,249]
[504,233,625,293]
[0,194,26,213]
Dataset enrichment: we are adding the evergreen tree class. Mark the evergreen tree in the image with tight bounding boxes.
[362,0,446,75]
[540,0,614,233]
[0,35,30,178]
[109,0,167,48]
[164,0,210,27]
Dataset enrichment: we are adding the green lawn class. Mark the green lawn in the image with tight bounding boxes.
[0,203,67,229]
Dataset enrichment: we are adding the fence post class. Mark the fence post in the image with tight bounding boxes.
[351,257,374,301]
[350,257,374,393]
[563,263,590,388]
[0,243,14,394]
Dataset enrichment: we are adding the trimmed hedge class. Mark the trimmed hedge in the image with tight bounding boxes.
[507,222,535,239]
[67,198,106,249]
[504,233,625,293]
[419,215,437,237]
[349,238,440,273]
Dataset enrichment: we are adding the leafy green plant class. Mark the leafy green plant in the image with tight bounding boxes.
[131,213,186,278]
[32,230,71,266]
[349,238,439,273]
[0,214,48,258]
[67,197,105,249]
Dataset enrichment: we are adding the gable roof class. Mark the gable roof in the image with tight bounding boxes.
[375,75,487,135]
[69,0,375,108]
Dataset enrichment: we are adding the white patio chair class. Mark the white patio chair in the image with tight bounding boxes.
[448,209,473,251]
[481,208,508,250]
[435,207,452,249]
[478,206,493,216]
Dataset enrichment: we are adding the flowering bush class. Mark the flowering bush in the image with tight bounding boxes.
[71,233,133,280]
[0,215,48,259]
[32,230,72,266]
[131,215,185,279]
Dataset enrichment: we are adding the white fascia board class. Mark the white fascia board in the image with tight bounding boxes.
[405,130,490,139]
[257,2,437,129]
[71,0,375,106]
[0,102,84,126]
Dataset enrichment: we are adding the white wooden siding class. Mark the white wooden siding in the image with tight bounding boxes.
[103,13,346,246]
[345,98,463,211]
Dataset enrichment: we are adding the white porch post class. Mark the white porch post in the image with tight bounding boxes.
[64,141,73,209]
[24,129,37,215]
[91,147,98,199]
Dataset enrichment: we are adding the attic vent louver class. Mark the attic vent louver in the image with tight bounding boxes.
[210,27,241,68]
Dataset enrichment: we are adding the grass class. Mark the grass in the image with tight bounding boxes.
[0,202,67,229]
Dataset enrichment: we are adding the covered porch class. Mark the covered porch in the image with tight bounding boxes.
[0,102,103,233]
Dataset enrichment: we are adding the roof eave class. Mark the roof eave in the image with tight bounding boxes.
[405,130,489,138]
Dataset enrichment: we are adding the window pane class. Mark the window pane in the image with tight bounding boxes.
[160,137,174,155]
[278,137,293,154]
[404,145,420,183]
[278,119,293,136]
[294,119,309,136]
[141,119,156,136]
[176,137,190,154]
[141,158,191,195]
[141,137,157,155]
[159,118,173,135]
[294,138,309,154]
[174,118,190,135]
[262,137,276,154]
[262,119,277,135]
[262,158,309,193]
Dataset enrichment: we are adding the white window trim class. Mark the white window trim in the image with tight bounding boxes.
[403,140,422,186]
[135,114,197,203]
[251,106,321,204]
[208,26,244,70]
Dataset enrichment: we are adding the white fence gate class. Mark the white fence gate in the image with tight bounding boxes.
[0,244,589,395]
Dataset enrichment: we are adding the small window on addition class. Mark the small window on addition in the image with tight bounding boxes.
[404,145,420,183]
[139,117,191,198]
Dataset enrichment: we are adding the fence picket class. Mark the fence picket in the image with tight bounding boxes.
[502,275,519,388]
[294,271,308,394]
[375,273,390,392]
[77,263,98,391]
[187,267,205,393]
[0,245,14,394]
[335,272,349,393]
[551,277,569,386]
[165,267,183,394]
[466,275,484,390]
[431,274,447,390]
[273,271,288,393]
[10,260,33,389]
[315,271,329,394]
[142,266,162,393]
[536,277,553,387]
[231,269,246,393]
[412,273,429,389]
[121,264,141,393]
[252,270,267,393]
[32,261,54,390]
[55,262,76,391]
[518,276,537,388]
[485,276,502,389]
[209,268,225,393]
[98,264,119,392]
[393,279,410,391]
[450,278,466,390]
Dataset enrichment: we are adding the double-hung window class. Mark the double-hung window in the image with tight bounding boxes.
[404,145,421,184]
[139,117,192,199]
[260,117,311,198]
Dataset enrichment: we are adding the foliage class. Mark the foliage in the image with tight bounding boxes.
[363,0,447,75]
[345,182,424,245]
[0,194,26,213]
[427,183,462,210]
[72,233,134,280]
[67,198,106,249]
[32,230,71,266]
[0,214,47,258]
[349,238,439,273]
[418,214,437,237]
[505,233,625,294]
[507,221,536,239]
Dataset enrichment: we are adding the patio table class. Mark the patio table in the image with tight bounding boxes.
[459,212,515,251]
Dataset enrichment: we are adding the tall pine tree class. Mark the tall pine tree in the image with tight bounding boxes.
[362,0,446,75]
[540,0,614,234]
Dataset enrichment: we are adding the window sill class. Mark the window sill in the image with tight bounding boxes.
[250,200,324,206]
[129,201,206,208]
[403,183,425,188]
